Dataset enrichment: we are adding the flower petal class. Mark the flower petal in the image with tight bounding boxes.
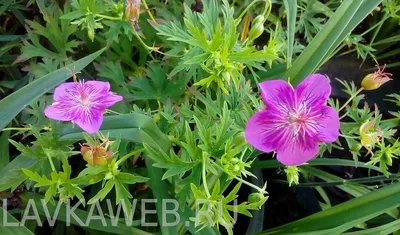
[53,82,78,101]
[245,110,290,152]
[276,138,319,166]
[259,80,295,112]
[94,93,123,108]
[85,81,111,94]
[315,106,340,143]
[73,110,104,134]
[295,74,331,107]
[44,105,71,121]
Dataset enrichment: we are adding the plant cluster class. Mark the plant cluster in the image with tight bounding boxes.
[1,0,400,234]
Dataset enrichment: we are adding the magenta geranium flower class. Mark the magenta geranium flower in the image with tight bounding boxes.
[45,81,122,134]
[245,74,340,166]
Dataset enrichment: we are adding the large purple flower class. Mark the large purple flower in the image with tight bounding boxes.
[245,74,340,166]
[45,81,122,134]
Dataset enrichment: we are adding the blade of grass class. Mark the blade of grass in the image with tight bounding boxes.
[0,207,34,235]
[257,181,400,234]
[0,48,106,130]
[322,0,384,66]
[268,173,400,188]
[284,0,362,84]
[284,0,383,85]
[343,218,400,235]
[19,193,151,235]
[302,166,398,219]
[0,155,41,192]
[0,128,10,169]
[283,0,297,68]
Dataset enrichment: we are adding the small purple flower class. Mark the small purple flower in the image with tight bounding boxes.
[245,74,340,166]
[45,81,123,134]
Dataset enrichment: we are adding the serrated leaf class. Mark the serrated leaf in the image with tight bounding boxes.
[115,179,133,203]
[44,184,57,203]
[88,179,115,204]
[118,172,149,184]
[22,168,54,187]
[162,166,192,180]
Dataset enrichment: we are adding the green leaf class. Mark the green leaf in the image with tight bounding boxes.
[0,155,41,191]
[44,184,57,203]
[343,219,400,235]
[22,168,54,187]
[0,129,10,169]
[284,0,382,85]
[21,193,151,235]
[258,181,400,234]
[302,166,398,219]
[127,63,187,103]
[283,0,297,67]
[88,179,115,204]
[0,48,106,130]
[117,172,149,184]
[162,167,192,180]
[60,112,217,235]
[114,179,133,202]
[0,207,34,235]
[60,113,170,151]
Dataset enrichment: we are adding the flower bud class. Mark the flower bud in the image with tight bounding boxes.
[251,15,265,27]
[125,0,141,22]
[248,192,262,204]
[88,28,95,42]
[284,166,300,186]
[81,143,113,166]
[361,64,392,90]
[248,22,264,42]
[360,120,381,147]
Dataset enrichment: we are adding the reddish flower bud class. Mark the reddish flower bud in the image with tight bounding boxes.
[125,0,141,22]
[81,141,113,166]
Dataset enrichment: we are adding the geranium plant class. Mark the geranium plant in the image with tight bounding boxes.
[1,0,400,235]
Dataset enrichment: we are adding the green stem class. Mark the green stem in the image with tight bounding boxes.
[95,14,122,21]
[237,0,267,21]
[133,32,156,60]
[116,148,145,165]
[233,174,266,193]
[338,87,364,112]
[106,109,122,115]
[168,136,184,148]
[2,127,31,132]
[202,155,211,198]
[267,173,400,187]
[212,161,267,194]
[46,154,56,172]
[360,15,389,37]
[141,0,156,22]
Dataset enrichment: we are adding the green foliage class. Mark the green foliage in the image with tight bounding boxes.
[191,181,267,235]
[128,63,188,103]
[2,0,400,234]
[15,1,79,77]
[153,0,278,93]
[22,158,84,203]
